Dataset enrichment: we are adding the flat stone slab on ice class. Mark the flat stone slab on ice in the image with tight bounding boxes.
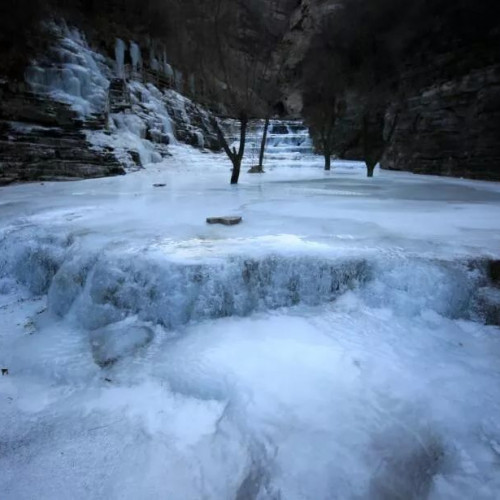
[206,216,242,226]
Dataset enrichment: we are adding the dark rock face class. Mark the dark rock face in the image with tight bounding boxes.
[108,78,132,113]
[279,0,500,181]
[3,1,499,182]
[471,259,500,326]
[489,261,500,284]
[383,64,500,180]
[475,287,500,326]
[0,83,124,184]
[163,90,221,151]
[278,0,342,116]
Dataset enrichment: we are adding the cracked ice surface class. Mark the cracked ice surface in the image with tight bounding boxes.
[1,146,500,499]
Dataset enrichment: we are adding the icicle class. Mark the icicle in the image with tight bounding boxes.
[115,39,126,78]
[174,70,183,92]
[130,42,142,74]
[188,74,196,96]
[162,50,168,75]
[150,44,159,72]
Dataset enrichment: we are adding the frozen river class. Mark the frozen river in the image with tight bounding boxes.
[1,145,500,499]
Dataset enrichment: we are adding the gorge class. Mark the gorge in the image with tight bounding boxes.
[1,2,500,499]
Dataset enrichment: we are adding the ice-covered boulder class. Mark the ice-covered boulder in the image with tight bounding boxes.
[89,322,154,367]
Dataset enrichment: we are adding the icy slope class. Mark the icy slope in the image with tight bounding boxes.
[23,24,220,172]
[26,25,109,118]
[1,147,500,499]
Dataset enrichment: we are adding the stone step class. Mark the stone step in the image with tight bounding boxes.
[1,156,122,168]
[3,133,87,146]
[0,123,86,141]
[108,78,131,113]
[82,116,108,130]
[0,141,117,163]
[1,160,124,180]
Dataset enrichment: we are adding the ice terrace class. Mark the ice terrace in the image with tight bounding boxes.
[1,144,500,499]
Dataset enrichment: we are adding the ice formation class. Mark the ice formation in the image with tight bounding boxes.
[24,25,182,169]
[4,20,500,500]
[25,25,109,117]
[130,41,142,75]
[149,47,173,82]
[1,147,500,499]
[23,25,314,173]
[223,119,314,169]
[114,38,126,78]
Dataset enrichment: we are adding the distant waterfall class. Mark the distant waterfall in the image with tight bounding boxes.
[225,119,314,168]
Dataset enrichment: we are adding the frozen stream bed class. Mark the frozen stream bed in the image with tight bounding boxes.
[1,145,500,499]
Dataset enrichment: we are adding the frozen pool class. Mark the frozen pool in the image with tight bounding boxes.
[1,145,500,499]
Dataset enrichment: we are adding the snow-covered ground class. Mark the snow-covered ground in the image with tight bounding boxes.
[1,146,500,499]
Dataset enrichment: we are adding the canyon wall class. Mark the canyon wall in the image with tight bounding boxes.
[280,0,500,180]
[383,60,500,180]
[1,0,499,182]
[0,25,222,185]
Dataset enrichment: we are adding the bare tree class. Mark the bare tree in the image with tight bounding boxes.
[301,19,350,171]
[181,0,260,183]
[338,0,404,177]
[361,105,399,177]
[301,0,409,177]
[303,87,346,171]
[253,0,291,172]
[170,0,291,183]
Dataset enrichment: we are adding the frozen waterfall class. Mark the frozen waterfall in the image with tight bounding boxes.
[1,150,500,499]
[227,119,315,169]
[4,18,500,500]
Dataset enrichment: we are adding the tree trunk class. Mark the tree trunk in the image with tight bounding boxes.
[230,114,248,184]
[230,157,241,184]
[366,162,376,177]
[213,114,248,185]
[324,153,331,171]
[258,117,270,168]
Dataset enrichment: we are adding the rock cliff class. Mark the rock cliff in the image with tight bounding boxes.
[280,0,500,180]
[0,24,222,184]
[0,83,124,185]
[1,1,499,182]
[383,62,500,180]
